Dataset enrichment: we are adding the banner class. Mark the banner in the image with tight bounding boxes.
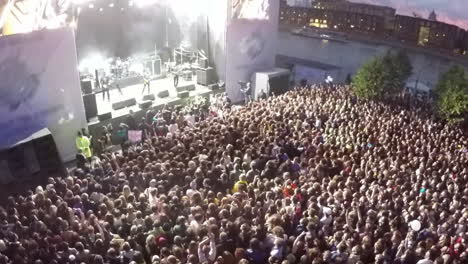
[128,130,143,144]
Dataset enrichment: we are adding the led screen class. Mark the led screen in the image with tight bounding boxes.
[232,0,270,20]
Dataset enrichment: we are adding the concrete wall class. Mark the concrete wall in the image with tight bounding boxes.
[276,31,468,89]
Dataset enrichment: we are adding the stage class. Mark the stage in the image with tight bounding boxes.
[86,74,221,142]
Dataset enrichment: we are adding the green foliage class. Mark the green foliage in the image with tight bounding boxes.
[435,65,468,122]
[352,57,386,99]
[352,50,413,100]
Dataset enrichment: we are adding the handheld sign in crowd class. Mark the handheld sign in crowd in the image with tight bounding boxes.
[128,130,142,144]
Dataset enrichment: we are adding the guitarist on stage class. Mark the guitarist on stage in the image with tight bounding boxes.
[142,71,151,95]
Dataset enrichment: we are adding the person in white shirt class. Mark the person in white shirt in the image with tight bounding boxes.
[198,234,216,263]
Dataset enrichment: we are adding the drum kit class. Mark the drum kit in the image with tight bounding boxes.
[110,58,133,79]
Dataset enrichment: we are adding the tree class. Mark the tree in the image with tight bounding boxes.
[435,65,468,123]
[352,50,412,100]
[352,57,386,99]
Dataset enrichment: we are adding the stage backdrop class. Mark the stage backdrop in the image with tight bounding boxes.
[0,28,87,162]
[225,0,279,103]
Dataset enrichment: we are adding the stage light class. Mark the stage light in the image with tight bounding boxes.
[232,0,270,20]
[73,0,94,5]
[69,21,77,29]
[79,54,110,73]
[109,3,114,7]
[99,8,103,12]
[89,3,94,8]
[129,1,134,7]
[134,0,158,8]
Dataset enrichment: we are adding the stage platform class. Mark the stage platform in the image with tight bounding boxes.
[87,75,220,141]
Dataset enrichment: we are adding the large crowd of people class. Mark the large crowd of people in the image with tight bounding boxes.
[1,85,467,264]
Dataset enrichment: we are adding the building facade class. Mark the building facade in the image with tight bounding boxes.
[280,0,467,54]
[280,5,386,36]
[394,15,463,52]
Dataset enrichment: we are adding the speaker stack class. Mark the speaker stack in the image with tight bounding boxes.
[81,80,93,94]
[83,94,98,121]
[199,58,208,69]
[197,67,215,86]
[81,79,97,121]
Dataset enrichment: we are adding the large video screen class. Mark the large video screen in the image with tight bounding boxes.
[0,28,87,161]
[232,0,270,20]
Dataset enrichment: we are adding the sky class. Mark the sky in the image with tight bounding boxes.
[350,0,468,29]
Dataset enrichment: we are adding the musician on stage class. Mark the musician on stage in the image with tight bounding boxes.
[240,81,252,104]
[142,71,151,95]
[102,76,111,101]
[116,84,123,95]
[173,72,179,88]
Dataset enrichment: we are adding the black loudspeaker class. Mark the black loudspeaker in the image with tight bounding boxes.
[176,84,196,93]
[98,112,112,122]
[176,86,186,93]
[139,101,153,110]
[178,91,189,98]
[125,98,137,107]
[197,67,215,86]
[143,94,155,101]
[199,58,208,68]
[112,98,136,110]
[112,100,127,110]
[83,94,97,120]
[158,90,169,98]
[81,80,93,94]
[186,84,196,91]
[208,83,219,90]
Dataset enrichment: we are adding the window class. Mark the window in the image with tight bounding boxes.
[418,26,430,46]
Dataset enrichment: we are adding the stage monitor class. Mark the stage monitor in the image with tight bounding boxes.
[232,0,270,20]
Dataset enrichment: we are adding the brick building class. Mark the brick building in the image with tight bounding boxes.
[279,0,468,54]
[394,15,463,52]
[312,0,395,32]
[280,4,387,36]
[280,0,394,36]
